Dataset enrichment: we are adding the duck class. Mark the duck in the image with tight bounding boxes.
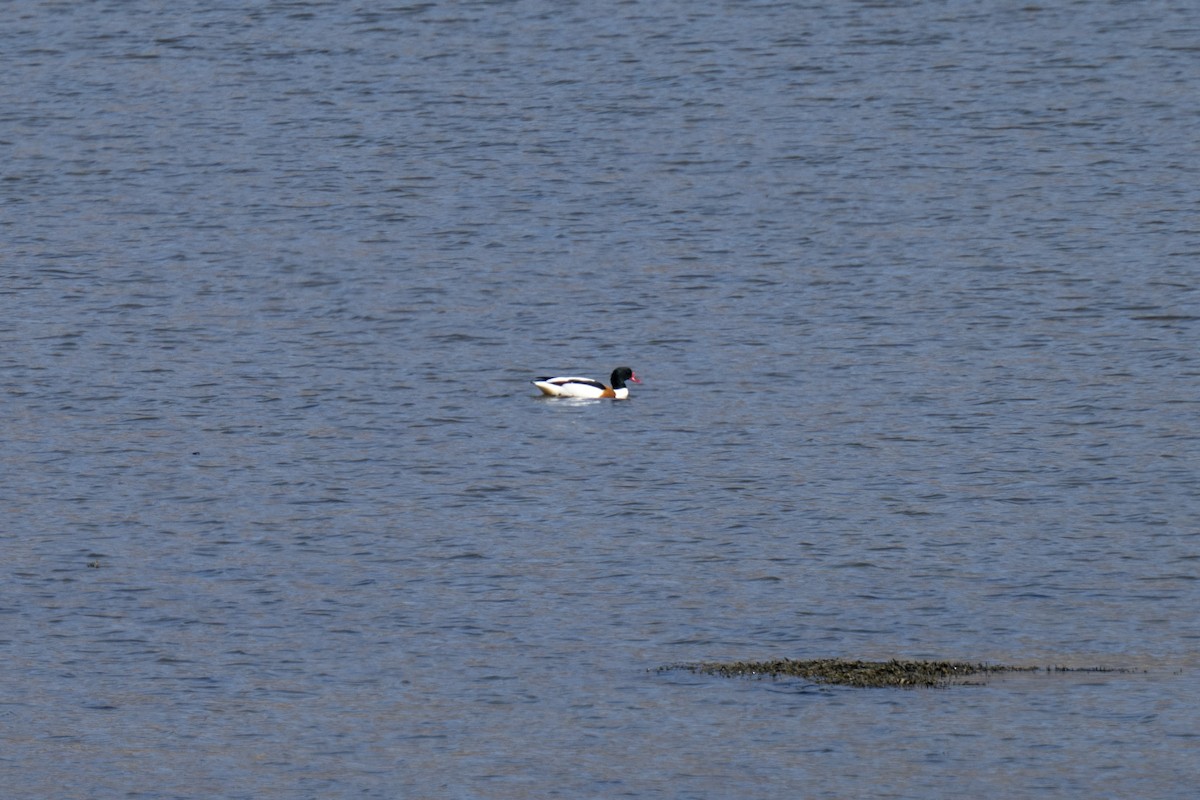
[532,366,641,399]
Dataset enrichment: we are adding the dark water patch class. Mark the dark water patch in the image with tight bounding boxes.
[662,658,1135,688]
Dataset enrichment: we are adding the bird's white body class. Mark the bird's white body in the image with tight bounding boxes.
[533,377,628,399]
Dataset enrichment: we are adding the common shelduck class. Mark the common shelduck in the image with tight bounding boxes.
[532,366,641,399]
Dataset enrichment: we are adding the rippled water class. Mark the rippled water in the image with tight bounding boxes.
[4,1,1199,797]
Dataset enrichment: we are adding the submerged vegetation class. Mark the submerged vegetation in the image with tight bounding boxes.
[661,658,1125,688]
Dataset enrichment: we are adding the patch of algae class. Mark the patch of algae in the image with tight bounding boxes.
[663,658,1041,688]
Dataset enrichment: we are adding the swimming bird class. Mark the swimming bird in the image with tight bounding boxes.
[531,366,641,399]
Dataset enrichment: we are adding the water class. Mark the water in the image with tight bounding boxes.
[3,1,1199,797]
